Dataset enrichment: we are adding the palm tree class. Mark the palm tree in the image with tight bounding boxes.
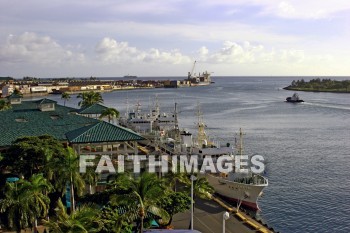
[99,204,131,233]
[99,107,120,123]
[12,89,22,96]
[82,166,98,195]
[192,176,215,200]
[164,170,190,192]
[61,92,71,106]
[185,175,214,229]
[0,174,52,232]
[112,172,170,233]
[77,91,103,108]
[44,198,102,233]
[54,147,85,213]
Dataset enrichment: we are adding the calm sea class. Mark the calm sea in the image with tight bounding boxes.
[46,76,350,233]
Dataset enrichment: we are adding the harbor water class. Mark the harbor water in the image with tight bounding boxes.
[48,76,350,233]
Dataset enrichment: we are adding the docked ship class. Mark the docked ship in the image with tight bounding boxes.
[187,61,211,86]
[286,93,304,103]
[188,105,268,210]
[123,74,137,79]
[119,97,176,135]
[203,128,268,210]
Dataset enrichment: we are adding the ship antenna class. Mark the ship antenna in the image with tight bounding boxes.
[196,101,208,148]
[174,102,180,153]
[125,93,129,117]
[174,102,179,133]
[155,94,160,116]
[236,128,245,156]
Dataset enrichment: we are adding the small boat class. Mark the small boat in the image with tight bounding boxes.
[286,93,304,103]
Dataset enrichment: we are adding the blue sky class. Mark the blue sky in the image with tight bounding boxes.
[1,0,350,78]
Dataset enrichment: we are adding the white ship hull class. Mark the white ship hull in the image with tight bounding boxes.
[205,173,268,210]
[190,82,210,86]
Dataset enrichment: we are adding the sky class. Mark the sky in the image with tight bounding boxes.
[1,0,350,78]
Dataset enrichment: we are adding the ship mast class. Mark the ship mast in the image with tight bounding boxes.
[125,94,129,117]
[236,128,245,156]
[173,102,181,153]
[196,102,208,148]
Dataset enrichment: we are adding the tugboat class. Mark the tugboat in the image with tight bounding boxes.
[286,93,304,103]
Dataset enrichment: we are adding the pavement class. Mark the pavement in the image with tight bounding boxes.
[172,198,259,233]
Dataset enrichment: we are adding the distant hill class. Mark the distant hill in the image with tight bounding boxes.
[284,78,350,93]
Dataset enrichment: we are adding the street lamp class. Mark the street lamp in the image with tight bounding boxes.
[222,211,230,233]
[190,175,197,231]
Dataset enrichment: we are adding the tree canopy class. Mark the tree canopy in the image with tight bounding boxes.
[77,91,104,108]
[284,78,350,92]
[0,135,66,179]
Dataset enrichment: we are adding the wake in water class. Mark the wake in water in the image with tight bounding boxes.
[302,102,350,111]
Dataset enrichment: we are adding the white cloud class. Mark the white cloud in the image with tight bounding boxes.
[200,0,350,19]
[0,32,347,77]
[95,37,138,63]
[279,49,305,63]
[0,32,85,65]
[278,1,296,15]
[196,41,306,65]
[259,0,350,19]
[95,37,191,64]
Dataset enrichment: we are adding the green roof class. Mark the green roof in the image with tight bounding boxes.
[34,98,57,104]
[78,104,108,114]
[0,99,143,147]
[66,121,144,143]
[7,94,23,99]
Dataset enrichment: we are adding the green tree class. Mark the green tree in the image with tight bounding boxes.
[0,99,11,111]
[164,170,190,192]
[0,174,52,232]
[82,166,98,195]
[191,176,215,200]
[185,176,214,229]
[99,107,120,123]
[54,147,85,213]
[99,204,132,233]
[112,172,170,233]
[0,135,66,179]
[158,191,191,226]
[77,91,103,108]
[12,89,23,97]
[61,92,71,106]
[44,199,102,233]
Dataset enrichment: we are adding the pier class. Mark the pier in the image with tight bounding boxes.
[172,196,275,233]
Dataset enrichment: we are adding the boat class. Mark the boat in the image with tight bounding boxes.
[188,105,268,210]
[119,96,176,134]
[286,93,304,103]
[123,74,137,79]
[202,128,268,210]
[187,61,212,86]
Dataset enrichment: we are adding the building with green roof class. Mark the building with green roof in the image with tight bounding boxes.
[78,103,109,115]
[0,98,154,193]
[0,98,145,151]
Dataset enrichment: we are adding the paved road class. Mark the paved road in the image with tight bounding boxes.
[172,198,256,233]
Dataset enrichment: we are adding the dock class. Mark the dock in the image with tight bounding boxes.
[172,196,275,233]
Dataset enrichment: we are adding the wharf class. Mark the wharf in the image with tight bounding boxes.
[172,197,275,233]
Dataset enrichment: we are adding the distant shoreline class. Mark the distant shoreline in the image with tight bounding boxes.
[283,87,350,93]
[283,78,350,94]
